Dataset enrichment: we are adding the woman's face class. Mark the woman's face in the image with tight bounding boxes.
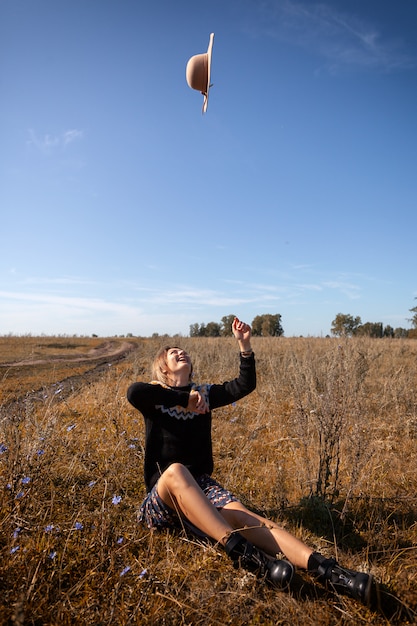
[165,347,192,379]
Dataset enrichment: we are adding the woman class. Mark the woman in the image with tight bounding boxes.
[127,317,373,603]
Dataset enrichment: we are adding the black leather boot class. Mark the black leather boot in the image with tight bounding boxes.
[315,556,373,605]
[225,532,294,589]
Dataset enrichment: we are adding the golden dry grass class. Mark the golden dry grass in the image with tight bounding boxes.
[1,335,416,625]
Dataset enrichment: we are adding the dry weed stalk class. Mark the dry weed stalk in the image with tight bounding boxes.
[286,340,372,503]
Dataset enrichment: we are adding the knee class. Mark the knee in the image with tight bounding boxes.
[162,463,192,491]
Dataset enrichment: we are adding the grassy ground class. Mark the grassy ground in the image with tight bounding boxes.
[1,335,416,625]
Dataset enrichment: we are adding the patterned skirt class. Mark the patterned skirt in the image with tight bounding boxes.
[138,473,239,531]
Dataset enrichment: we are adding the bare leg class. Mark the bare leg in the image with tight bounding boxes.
[221,501,312,569]
[156,470,373,602]
[156,463,233,544]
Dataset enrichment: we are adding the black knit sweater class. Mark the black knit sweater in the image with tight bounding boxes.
[127,353,256,491]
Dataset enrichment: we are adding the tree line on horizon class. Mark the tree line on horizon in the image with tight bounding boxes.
[330,314,411,338]
[331,300,417,338]
[189,314,284,337]
[188,301,417,339]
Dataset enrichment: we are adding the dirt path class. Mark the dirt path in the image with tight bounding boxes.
[0,341,139,420]
[1,340,137,367]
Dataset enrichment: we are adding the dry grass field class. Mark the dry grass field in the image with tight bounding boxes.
[1,335,416,625]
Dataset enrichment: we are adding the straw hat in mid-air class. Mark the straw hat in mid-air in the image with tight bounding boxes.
[186,33,214,113]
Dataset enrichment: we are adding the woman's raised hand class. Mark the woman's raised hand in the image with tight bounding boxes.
[232,317,251,343]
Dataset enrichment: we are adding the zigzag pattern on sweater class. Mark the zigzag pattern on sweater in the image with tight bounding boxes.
[153,382,212,421]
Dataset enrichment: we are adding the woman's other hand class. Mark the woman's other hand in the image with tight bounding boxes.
[187,389,209,414]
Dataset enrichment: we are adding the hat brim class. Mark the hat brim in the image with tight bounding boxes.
[203,33,214,113]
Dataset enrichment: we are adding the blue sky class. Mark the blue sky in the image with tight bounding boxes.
[1,0,416,337]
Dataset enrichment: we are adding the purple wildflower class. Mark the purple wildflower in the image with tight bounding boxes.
[120,566,131,577]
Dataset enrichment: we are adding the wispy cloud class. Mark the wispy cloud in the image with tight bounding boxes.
[63,129,83,145]
[0,289,144,336]
[144,287,250,308]
[27,129,84,154]
[245,0,415,72]
[0,290,136,314]
[322,280,361,299]
[21,275,95,287]
[296,283,323,292]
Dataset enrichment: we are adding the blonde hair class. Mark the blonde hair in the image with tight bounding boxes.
[152,346,193,386]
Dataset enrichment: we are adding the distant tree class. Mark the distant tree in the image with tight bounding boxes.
[355,322,383,338]
[205,322,221,337]
[251,316,260,336]
[331,313,362,337]
[383,325,394,338]
[190,322,206,337]
[408,299,417,329]
[190,322,221,337]
[220,314,236,336]
[394,327,409,338]
[251,314,283,337]
[189,323,200,337]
